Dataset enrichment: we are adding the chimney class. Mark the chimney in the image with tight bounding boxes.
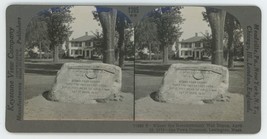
[195,33,198,37]
[205,30,209,36]
[85,32,88,36]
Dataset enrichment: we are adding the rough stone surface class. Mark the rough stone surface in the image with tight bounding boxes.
[48,63,122,104]
[156,64,229,104]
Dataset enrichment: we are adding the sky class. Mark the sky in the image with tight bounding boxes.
[69,6,101,39]
[179,7,211,40]
[69,6,211,40]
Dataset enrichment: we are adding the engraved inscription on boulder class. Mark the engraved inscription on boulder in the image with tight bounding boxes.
[47,63,122,104]
[156,64,229,104]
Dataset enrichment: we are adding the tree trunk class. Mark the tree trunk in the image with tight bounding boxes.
[99,9,117,64]
[53,45,59,62]
[228,38,234,68]
[39,42,42,59]
[149,43,152,61]
[206,8,226,65]
[163,45,168,64]
[118,29,125,68]
[227,15,235,68]
[117,17,125,68]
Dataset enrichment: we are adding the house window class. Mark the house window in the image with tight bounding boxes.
[86,41,92,46]
[74,50,79,55]
[72,42,82,47]
[185,51,188,56]
[181,44,186,48]
[184,51,192,56]
[195,42,201,47]
[86,41,90,46]
[187,43,192,48]
[182,43,192,48]
[71,50,74,55]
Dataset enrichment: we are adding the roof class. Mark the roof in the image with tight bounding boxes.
[70,35,95,42]
[181,36,205,43]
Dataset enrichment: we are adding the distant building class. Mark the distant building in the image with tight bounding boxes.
[177,33,209,60]
[68,32,95,59]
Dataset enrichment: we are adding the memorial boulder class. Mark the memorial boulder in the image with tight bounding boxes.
[47,63,122,104]
[155,64,229,104]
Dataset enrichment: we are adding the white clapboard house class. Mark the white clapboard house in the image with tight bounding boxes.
[68,32,95,59]
[177,33,209,60]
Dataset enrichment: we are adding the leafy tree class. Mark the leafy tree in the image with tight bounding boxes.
[201,32,212,57]
[116,12,133,67]
[124,28,135,60]
[147,7,184,64]
[25,16,50,59]
[38,6,74,62]
[233,29,244,58]
[224,13,242,68]
[91,30,104,56]
[135,17,159,60]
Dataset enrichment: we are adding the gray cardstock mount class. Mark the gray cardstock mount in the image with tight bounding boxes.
[5,5,261,133]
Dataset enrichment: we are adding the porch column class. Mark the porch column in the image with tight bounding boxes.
[89,50,92,59]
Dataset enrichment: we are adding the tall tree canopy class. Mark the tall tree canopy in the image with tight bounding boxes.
[135,17,159,60]
[224,13,242,68]
[25,16,50,58]
[38,6,74,62]
[147,7,184,63]
[115,11,133,67]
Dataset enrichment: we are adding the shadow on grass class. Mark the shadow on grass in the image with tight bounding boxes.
[25,63,62,75]
[42,91,54,101]
[149,91,159,102]
[234,64,244,68]
[25,69,58,75]
[25,62,134,75]
[26,63,63,70]
[229,68,244,71]
[134,64,170,77]
[135,60,163,64]
[149,91,166,103]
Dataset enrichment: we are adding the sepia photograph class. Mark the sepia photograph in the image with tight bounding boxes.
[23,6,244,121]
[134,6,244,121]
[23,6,135,120]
